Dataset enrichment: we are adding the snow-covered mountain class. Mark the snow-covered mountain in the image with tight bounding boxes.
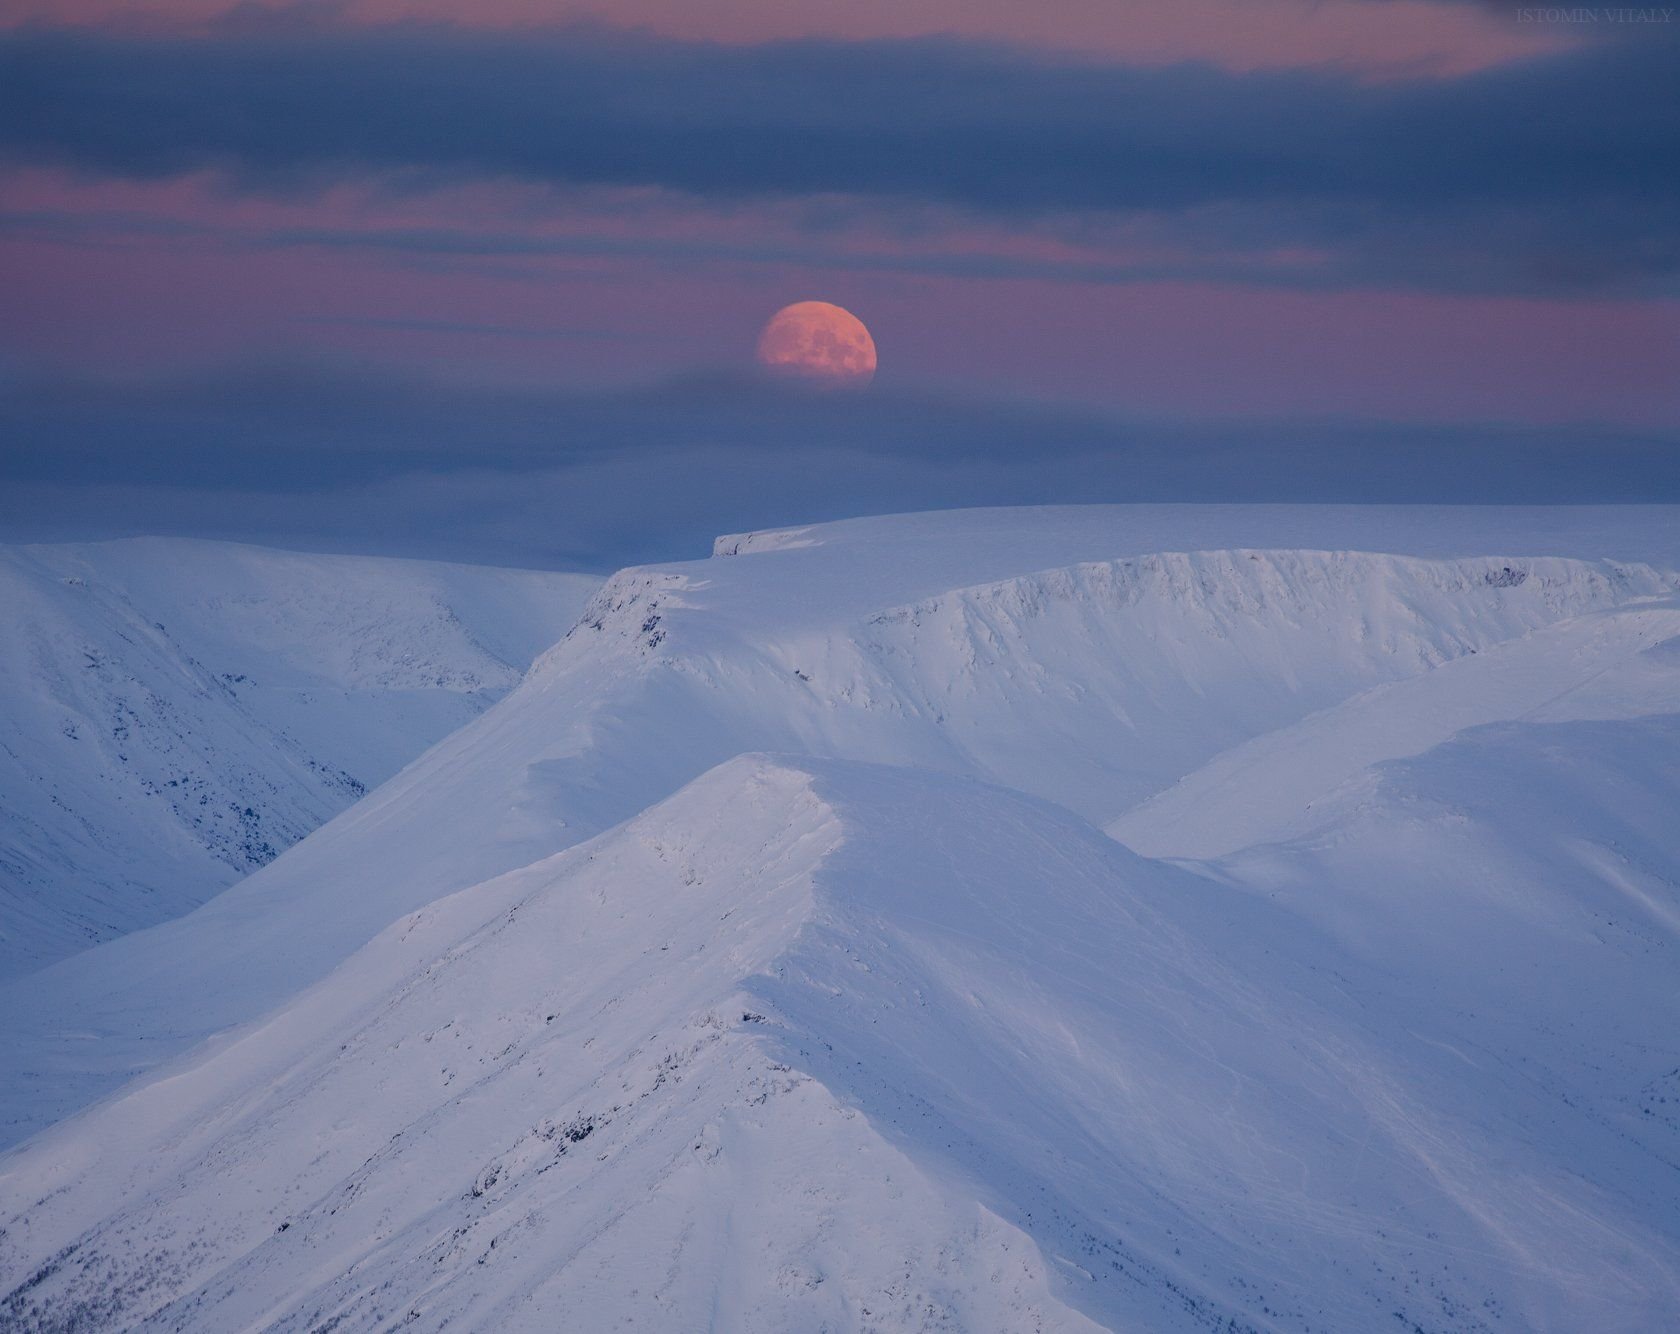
[0,539,599,979]
[3,506,1679,1331]
[9,751,1679,1332]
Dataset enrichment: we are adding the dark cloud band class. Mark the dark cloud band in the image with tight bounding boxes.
[2,24,1676,292]
[3,362,1677,568]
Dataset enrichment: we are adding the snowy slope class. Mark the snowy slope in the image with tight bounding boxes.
[0,539,598,979]
[1186,711,1680,1263]
[4,504,1680,1332]
[3,756,1676,1332]
[3,508,1678,1145]
[1110,596,1680,858]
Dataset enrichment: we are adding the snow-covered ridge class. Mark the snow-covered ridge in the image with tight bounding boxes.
[4,528,1675,1145]
[854,549,1674,704]
[849,551,1675,805]
[5,753,1676,1330]
[0,539,598,979]
[871,550,1673,638]
[536,567,700,666]
[712,525,820,557]
[4,505,1680,1329]
[531,548,1675,823]
[554,547,1675,671]
[1111,597,1680,859]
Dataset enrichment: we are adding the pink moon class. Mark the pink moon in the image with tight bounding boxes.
[755,301,878,388]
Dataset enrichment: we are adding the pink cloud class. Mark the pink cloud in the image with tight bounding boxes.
[4,0,1576,76]
[3,170,1674,428]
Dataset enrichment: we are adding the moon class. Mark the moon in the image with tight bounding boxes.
[756,301,877,388]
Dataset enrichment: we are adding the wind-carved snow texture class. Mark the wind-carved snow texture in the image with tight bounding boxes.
[2,506,1680,1331]
[844,552,1675,820]
[0,539,598,979]
[0,762,1103,1332]
[4,755,1679,1330]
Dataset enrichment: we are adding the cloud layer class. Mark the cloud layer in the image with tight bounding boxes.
[4,362,1676,568]
[3,23,1676,294]
[2,16,1673,567]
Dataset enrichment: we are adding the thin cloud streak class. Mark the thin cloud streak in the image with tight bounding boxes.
[0,0,1579,76]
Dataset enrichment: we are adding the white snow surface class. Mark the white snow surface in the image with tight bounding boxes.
[4,753,1678,1331]
[0,539,598,978]
[3,504,1680,1331]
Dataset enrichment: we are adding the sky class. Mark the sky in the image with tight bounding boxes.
[1,0,1676,569]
